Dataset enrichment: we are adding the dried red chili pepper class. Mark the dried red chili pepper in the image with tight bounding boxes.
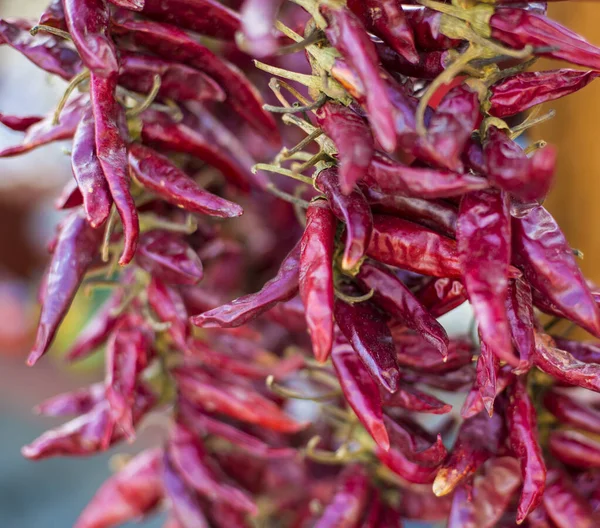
[381,382,452,415]
[462,365,513,420]
[109,0,145,9]
[335,297,401,394]
[55,178,84,210]
[299,201,335,363]
[38,0,67,31]
[239,0,283,57]
[74,448,163,528]
[552,337,600,365]
[376,43,449,80]
[111,15,278,143]
[414,277,467,318]
[192,241,300,328]
[506,277,535,373]
[316,168,373,270]
[513,206,600,338]
[331,336,390,451]
[0,19,82,80]
[484,126,556,202]
[63,0,119,77]
[90,73,139,265]
[476,338,500,417]
[358,262,449,357]
[544,390,600,435]
[35,383,105,417]
[506,376,547,523]
[405,7,462,51]
[549,430,600,469]
[316,103,375,194]
[458,189,518,367]
[314,464,370,528]
[488,69,600,119]
[146,276,189,351]
[320,4,397,153]
[377,444,439,484]
[367,215,462,278]
[71,107,113,228]
[543,469,595,528]
[28,212,102,366]
[365,151,488,198]
[348,0,418,64]
[392,333,471,374]
[0,112,43,132]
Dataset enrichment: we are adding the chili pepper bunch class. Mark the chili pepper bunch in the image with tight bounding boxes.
[4,0,600,526]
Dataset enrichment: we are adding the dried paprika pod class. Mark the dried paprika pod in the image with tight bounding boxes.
[549,430,600,469]
[544,390,600,435]
[34,383,105,417]
[543,469,595,528]
[0,113,43,132]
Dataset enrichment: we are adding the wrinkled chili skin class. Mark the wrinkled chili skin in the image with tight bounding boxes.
[549,430,600,469]
[405,7,462,51]
[544,390,600,435]
[506,377,547,523]
[506,277,535,373]
[543,469,595,528]
[299,201,335,363]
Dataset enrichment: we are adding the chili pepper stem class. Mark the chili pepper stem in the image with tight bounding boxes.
[253,164,314,185]
[266,375,341,401]
[511,111,556,140]
[524,140,547,155]
[139,213,197,235]
[101,206,117,263]
[276,29,326,55]
[53,70,90,126]
[30,25,72,41]
[263,94,327,114]
[334,288,375,304]
[265,183,311,208]
[126,75,162,118]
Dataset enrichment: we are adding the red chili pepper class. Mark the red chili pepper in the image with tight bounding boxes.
[506,277,535,373]
[0,19,82,80]
[331,336,390,451]
[377,444,440,484]
[173,368,307,433]
[490,8,600,71]
[316,168,373,270]
[38,0,67,31]
[139,108,266,191]
[63,0,119,77]
[404,364,476,392]
[506,376,547,523]
[363,187,457,238]
[335,297,401,394]
[314,464,370,528]
[192,241,300,328]
[178,400,296,459]
[552,337,600,364]
[433,411,504,496]
[360,489,383,527]
[543,469,595,528]
[392,333,471,374]
[299,201,335,363]
[316,103,375,194]
[458,189,518,367]
[119,51,226,103]
[28,212,102,366]
[367,214,462,278]
[348,0,418,64]
[109,0,144,10]
[34,383,105,417]
[168,420,257,514]
[0,95,86,158]
[111,15,278,143]
[381,382,452,414]
[55,178,84,210]
[489,69,600,118]
[90,73,139,265]
[365,151,488,198]
[513,206,600,338]
[71,107,113,228]
[0,112,43,132]
[405,7,462,51]
[414,277,468,318]
[476,337,500,417]
[376,43,449,80]
[147,276,189,351]
[544,390,600,435]
[384,415,446,466]
[239,0,283,57]
[462,365,514,420]
[320,5,397,153]
[549,430,600,469]
[162,451,211,528]
[359,262,449,357]
[484,126,556,202]
[74,448,163,528]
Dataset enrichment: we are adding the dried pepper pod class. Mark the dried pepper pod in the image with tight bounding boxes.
[552,337,600,365]
[34,383,105,417]
[462,365,513,420]
[239,0,283,57]
[147,276,189,351]
[0,112,43,132]
[414,277,468,318]
[506,277,535,373]
[476,338,500,417]
[392,333,471,374]
[543,390,600,435]
[38,0,67,31]
[405,7,462,51]
[383,415,447,466]
[376,43,449,80]
[543,469,595,528]
[381,382,452,415]
[549,430,600,469]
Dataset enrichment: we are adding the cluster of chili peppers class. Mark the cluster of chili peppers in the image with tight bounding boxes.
[4,0,600,526]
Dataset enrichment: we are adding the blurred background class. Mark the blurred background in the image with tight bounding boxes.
[0,1,599,527]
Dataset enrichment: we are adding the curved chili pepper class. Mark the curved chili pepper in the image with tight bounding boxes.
[544,390,600,435]
[38,0,67,31]
[392,333,471,374]
[331,336,390,451]
[320,4,397,153]
[433,411,504,496]
[28,212,102,366]
[192,241,300,328]
[506,376,547,523]
[111,15,278,143]
[405,7,462,51]
[404,364,476,392]
[476,337,499,417]
[316,168,373,270]
[168,421,257,514]
[34,383,105,417]
[71,107,113,228]
[314,464,370,528]
[381,383,452,414]
[173,368,307,433]
[147,276,189,351]
[367,215,462,278]
[316,103,375,194]
[55,178,83,210]
[462,365,513,420]
[299,202,335,363]
[119,51,225,103]
[74,448,163,528]
[384,415,446,466]
[513,206,600,338]
[414,277,467,318]
[140,108,266,191]
[240,0,283,57]
[0,112,43,132]
[543,469,595,528]
[363,187,457,238]
[365,151,488,198]
[552,337,600,365]
[335,297,401,393]
[489,69,600,118]
[0,19,81,80]
[377,444,439,484]
[348,0,418,63]
[63,0,118,77]
[458,189,518,367]
[549,430,600,469]
[358,262,449,357]
[484,126,556,202]
[90,73,139,265]
[506,277,535,373]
